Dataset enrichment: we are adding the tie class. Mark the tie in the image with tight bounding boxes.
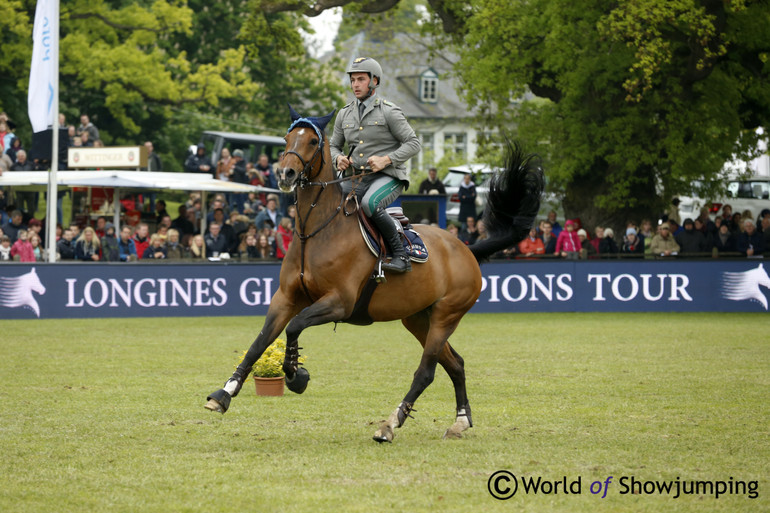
[359,102,365,120]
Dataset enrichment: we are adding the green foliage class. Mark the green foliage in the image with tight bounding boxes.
[431,0,770,229]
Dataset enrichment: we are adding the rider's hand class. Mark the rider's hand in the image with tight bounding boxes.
[367,155,391,172]
[337,155,350,171]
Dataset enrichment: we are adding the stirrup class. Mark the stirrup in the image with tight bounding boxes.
[375,258,387,283]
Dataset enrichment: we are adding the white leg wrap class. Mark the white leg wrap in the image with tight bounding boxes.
[224,379,239,396]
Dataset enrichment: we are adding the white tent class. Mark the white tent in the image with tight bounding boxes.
[0,170,280,233]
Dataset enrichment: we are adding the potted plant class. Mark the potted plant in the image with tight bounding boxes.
[235,339,305,397]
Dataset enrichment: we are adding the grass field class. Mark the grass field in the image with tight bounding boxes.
[1,313,767,513]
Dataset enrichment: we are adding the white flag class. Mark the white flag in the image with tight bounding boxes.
[28,0,58,133]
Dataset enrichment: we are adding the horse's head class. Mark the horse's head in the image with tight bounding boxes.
[27,268,46,296]
[276,105,336,192]
[756,264,770,289]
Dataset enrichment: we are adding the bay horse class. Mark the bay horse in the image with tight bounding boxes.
[205,108,544,442]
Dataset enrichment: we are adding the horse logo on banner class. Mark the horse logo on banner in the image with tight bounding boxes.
[721,264,770,310]
[0,268,47,317]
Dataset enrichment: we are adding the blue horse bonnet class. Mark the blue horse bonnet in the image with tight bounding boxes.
[287,118,325,149]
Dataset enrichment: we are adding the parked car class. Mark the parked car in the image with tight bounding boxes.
[195,131,286,165]
[443,163,564,224]
[678,176,770,222]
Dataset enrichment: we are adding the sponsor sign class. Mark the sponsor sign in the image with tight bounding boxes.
[0,261,768,320]
[67,146,148,169]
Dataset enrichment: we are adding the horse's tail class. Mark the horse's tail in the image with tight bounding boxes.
[469,142,544,262]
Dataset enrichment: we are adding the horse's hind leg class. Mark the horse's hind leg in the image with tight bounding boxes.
[374,309,469,442]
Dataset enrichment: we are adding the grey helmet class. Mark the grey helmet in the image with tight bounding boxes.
[347,57,382,94]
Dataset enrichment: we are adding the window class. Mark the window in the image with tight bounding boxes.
[444,133,467,158]
[420,69,438,103]
[411,132,435,171]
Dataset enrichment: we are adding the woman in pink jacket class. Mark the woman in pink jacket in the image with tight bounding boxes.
[10,229,36,262]
[555,219,581,259]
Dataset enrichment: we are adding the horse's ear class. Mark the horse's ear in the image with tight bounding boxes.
[288,104,302,122]
[316,110,337,131]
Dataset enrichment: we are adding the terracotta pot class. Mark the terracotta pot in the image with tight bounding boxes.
[254,376,284,397]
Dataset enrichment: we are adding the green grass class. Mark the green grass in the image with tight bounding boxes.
[1,313,767,513]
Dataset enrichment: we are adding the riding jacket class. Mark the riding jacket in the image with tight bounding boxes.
[330,95,420,188]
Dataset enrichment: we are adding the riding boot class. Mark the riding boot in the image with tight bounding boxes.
[371,207,411,273]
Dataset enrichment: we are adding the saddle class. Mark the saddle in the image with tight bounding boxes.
[358,207,429,263]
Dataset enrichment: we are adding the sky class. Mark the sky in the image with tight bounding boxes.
[302,8,343,58]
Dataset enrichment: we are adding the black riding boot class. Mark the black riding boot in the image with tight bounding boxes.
[371,207,411,273]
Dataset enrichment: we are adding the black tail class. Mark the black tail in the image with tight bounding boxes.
[470,142,544,262]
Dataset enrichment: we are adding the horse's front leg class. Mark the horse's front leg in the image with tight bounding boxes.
[282,293,350,394]
[205,291,299,414]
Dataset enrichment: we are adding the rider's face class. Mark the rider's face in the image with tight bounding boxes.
[350,72,372,100]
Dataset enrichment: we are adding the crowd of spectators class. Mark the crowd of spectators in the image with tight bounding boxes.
[450,206,769,260]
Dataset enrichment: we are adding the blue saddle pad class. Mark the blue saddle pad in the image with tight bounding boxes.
[360,220,429,263]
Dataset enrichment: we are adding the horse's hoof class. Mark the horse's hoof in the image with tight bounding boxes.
[205,389,231,414]
[205,399,224,413]
[373,422,394,443]
[442,427,463,439]
[285,367,310,394]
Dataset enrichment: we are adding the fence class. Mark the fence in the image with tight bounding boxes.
[1,258,768,319]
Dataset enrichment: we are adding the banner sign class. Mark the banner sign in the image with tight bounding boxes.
[67,146,148,169]
[0,261,767,320]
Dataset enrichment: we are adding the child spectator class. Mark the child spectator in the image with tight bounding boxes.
[555,219,580,259]
[0,235,11,260]
[10,229,35,262]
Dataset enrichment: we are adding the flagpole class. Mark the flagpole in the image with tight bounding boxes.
[45,0,60,262]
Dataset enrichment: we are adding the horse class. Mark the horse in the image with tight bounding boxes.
[0,267,46,318]
[205,107,544,442]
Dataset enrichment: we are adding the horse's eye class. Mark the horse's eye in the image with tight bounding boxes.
[310,138,318,146]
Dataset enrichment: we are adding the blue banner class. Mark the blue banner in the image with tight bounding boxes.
[0,260,768,319]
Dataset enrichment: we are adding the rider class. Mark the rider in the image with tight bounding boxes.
[330,57,421,274]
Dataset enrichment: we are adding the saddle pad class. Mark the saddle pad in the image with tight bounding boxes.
[359,218,429,263]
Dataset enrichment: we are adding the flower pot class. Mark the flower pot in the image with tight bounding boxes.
[254,376,284,397]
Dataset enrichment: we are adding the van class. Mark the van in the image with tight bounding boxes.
[197,131,286,165]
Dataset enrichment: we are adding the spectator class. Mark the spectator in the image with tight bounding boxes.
[0,235,10,260]
[184,144,213,175]
[132,223,150,259]
[29,233,45,261]
[74,226,101,261]
[205,196,229,223]
[207,208,237,254]
[241,233,260,261]
[541,220,557,255]
[590,226,604,255]
[77,114,100,142]
[577,228,596,259]
[650,222,680,257]
[517,227,545,258]
[57,228,76,260]
[243,192,263,220]
[555,219,580,258]
[459,216,479,245]
[666,197,682,227]
[275,216,293,259]
[621,227,644,255]
[68,222,81,242]
[204,222,228,257]
[143,141,162,171]
[458,174,477,228]
[118,226,137,262]
[79,130,94,147]
[165,229,184,260]
[10,151,36,215]
[5,136,22,164]
[675,218,709,256]
[255,234,276,260]
[599,227,619,255]
[255,153,277,190]
[215,148,234,182]
[188,234,206,260]
[142,233,167,260]
[2,210,25,243]
[547,210,562,237]
[10,229,35,262]
[737,219,764,257]
[761,216,770,249]
[101,223,120,262]
[247,162,265,186]
[229,149,249,213]
[171,205,196,242]
[255,194,282,231]
[418,167,446,195]
[713,222,738,255]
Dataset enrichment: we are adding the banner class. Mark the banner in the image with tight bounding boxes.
[0,261,768,319]
[28,0,58,133]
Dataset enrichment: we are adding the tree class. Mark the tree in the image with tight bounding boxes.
[248,0,770,229]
